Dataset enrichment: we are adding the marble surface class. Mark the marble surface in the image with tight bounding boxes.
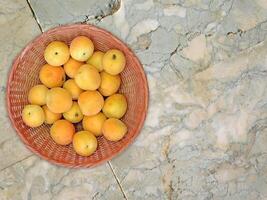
[1,0,267,199]
[0,0,40,171]
[0,157,124,200]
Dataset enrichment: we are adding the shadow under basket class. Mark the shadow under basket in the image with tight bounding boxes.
[6,24,149,168]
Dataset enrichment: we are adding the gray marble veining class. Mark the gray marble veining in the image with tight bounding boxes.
[0,0,267,199]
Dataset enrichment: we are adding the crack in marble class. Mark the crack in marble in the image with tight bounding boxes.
[50,169,71,194]
[92,191,100,200]
[0,154,34,172]
[227,28,244,37]
[83,0,121,24]
[108,161,128,200]
[27,0,122,31]
[26,0,42,32]
[161,135,176,200]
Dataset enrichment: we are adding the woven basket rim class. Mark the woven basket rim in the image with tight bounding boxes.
[6,23,149,168]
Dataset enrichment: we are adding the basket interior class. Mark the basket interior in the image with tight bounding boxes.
[7,25,148,167]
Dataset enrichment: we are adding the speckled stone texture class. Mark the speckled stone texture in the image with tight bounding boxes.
[1,0,267,199]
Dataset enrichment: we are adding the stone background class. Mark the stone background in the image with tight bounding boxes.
[0,0,267,199]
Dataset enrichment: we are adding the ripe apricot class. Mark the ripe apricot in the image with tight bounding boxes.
[63,79,84,100]
[22,105,45,127]
[46,87,73,113]
[63,102,83,123]
[78,91,104,116]
[102,118,127,141]
[70,36,94,61]
[98,71,121,96]
[82,112,106,136]
[86,51,104,72]
[28,84,48,105]
[73,131,97,156]
[50,119,75,145]
[103,49,126,75]
[42,105,62,124]
[39,64,65,88]
[74,64,101,90]
[44,41,70,66]
[63,58,83,78]
[102,94,127,119]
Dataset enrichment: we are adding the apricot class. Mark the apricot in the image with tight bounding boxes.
[74,64,101,90]
[44,41,70,66]
[86,51,104,72]
[50,119,75,145]
[63,102,83,123]
[28,84,48,105]
[63,79,84,100]
[39,64,65,88]
[22,105,45,127]
[70,36,94,61]
[82,112,106,136]
[78,91,104,116]
[63,58,83,78]
[102,94,127,119]
[73,131,97,156]
[46,87,73,113]
[102,118,127,141]
[103,49,126,75]
[98,71,121,96]
[42,105,62,124]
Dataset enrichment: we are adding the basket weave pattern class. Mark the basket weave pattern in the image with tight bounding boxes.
[6,24,148,168]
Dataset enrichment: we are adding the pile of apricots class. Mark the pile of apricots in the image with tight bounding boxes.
[22,36,128,156]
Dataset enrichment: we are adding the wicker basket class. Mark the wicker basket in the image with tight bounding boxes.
[6,24,148,168]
